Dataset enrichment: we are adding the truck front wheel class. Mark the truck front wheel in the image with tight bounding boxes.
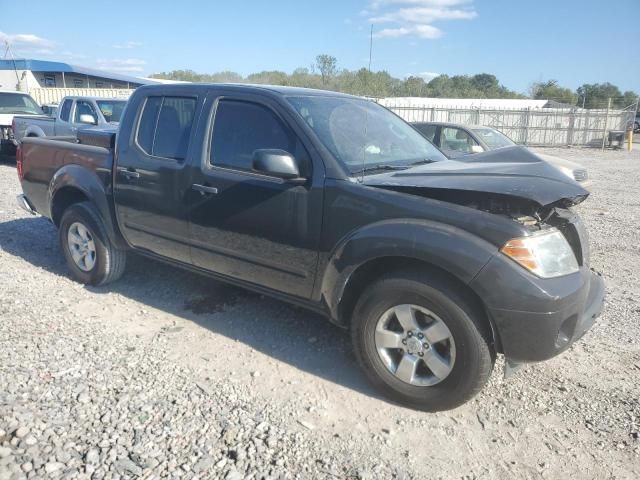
[351,270,495,411]
[59,202,126,286]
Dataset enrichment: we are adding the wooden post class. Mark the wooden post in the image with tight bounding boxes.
[566,108,576,146]
[601,98,611,151]
[523,107,531,145]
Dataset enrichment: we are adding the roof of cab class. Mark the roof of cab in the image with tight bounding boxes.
[136,82,361,99]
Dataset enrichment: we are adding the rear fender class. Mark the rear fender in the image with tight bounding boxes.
[24,124,47,139]
[49,164,125,249]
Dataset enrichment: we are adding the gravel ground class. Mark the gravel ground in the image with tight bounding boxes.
[0,146,639,479]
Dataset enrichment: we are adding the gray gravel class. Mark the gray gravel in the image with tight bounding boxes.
[0,146,639,479]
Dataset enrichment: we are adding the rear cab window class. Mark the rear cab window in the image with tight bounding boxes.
[135,96,196,160]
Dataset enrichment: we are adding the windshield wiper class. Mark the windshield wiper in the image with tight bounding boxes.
[405,158,438,166]
[360,164,410,174]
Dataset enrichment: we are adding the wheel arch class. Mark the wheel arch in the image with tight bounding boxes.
[24,125,46,138]
[319,219,502,351]
[49,165,126,249]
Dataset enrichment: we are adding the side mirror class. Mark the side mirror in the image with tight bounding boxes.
[470,145,484,153]
[252,149,303,181]
[79,114,97,125]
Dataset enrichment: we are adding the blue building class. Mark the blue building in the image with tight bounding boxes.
[0,58,161,92]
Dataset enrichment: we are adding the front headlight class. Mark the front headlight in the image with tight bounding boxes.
[501,229,579,278]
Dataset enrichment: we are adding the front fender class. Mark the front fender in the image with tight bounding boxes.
[49,164,123,248]
[320,219,498,323]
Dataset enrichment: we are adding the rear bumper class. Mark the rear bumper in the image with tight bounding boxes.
[471,255,605,363]
[16,194,37,215]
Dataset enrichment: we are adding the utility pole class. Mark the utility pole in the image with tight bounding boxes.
[3,41,22,90]
[368,25,373,73]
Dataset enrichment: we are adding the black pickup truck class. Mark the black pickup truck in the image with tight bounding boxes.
[16,84,604,411]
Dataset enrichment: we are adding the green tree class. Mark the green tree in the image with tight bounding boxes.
[315,54,337,86]
[470,73,499,93]
[246,70,289,85]
[149,58,534,100]
[397,76,429,97]
[530,80,577,105]
[621,91,639,109]
[577,82,623,109]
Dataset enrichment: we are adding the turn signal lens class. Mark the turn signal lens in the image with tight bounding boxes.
[501,239,537,270]
[501,229,579,278]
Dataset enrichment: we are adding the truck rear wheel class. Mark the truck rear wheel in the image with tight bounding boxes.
[351,269,494,411]
[59,202,126,286]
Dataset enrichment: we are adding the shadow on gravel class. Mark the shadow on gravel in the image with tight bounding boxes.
[0,217,382,401]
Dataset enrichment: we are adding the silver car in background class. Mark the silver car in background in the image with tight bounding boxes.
[412,121,590,186]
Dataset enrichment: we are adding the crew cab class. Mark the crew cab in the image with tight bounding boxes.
[12,96,127,143]
[0,90,43,159]
[16,84,605,411]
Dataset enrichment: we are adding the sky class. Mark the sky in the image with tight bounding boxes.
[1,0,638,94]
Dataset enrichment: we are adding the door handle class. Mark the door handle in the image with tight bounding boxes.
[117,168,140,179]
[192,184,218,195]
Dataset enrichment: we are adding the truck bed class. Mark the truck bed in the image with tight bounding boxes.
[12,115,55,141]
[19,134,114,219]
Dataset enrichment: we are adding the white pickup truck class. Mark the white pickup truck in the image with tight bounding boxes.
[12,96,128,144]
[0,90,44,159]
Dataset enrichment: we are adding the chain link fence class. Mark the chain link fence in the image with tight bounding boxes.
[378,101,637,147]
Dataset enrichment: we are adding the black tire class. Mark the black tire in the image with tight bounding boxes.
[59,202,126,286]
[351,269,494,412]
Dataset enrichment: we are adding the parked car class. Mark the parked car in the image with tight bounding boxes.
[412,122,590,185]
[0,90,43,159]
[16,84,604,411]
[12,96,127,143]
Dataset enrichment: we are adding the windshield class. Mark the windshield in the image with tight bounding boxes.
[471,127,515,149]
[287,96,446,174]
[0,93,42,115]
[96,100,127,123]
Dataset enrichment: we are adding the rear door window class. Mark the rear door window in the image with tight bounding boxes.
[414,124,437,142]
[135,96,196,160]
[210,100,295,171]
[440,127,479,153]
[59,99,72,122]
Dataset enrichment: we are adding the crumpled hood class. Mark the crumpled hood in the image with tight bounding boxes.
[363,146,589,207]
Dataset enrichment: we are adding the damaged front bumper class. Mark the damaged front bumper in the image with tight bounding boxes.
[471,253,605,365]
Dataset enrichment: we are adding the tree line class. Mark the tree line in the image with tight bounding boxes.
[150,54,638,110]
